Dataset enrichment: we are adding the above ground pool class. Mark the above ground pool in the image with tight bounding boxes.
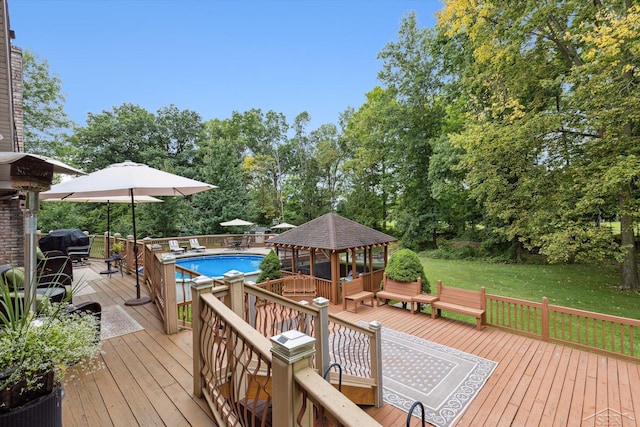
[175,254,264,278]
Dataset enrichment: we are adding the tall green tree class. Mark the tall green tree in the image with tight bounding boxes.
[374,13,450,245]
[73,103,157,170]
[280,113,332,223]
[232,109,289,224]
[190,119,251,234]
[22,50,73,158]
[341,87,400,230]
[440,1,640,288]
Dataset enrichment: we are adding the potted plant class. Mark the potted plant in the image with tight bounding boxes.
[0,279,102,426]
[111,241,124,260]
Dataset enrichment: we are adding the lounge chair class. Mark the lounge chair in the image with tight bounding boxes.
[189,238,206,252]
[168,240,186,254]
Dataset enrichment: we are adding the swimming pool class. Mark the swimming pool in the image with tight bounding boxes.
[175,254,264,278]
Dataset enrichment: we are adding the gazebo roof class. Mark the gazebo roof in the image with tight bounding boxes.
[267,212,397,251]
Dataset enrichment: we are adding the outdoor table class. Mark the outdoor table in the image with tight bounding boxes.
[35,286,66,304]
[413,294,438,313]
[102,256,124,278]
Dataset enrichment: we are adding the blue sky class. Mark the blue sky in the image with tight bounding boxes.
[9,0,441,130]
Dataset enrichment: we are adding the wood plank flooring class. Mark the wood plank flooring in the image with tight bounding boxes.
[62,263,214,426]
[332,305,640,427]
[62,262,640,426]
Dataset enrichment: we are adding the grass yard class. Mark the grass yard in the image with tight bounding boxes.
[420,257,640,320]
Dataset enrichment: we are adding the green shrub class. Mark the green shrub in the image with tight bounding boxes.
[257,250,281,283]
[386,248,430,293]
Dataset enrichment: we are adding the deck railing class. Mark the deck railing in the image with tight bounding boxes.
[191,275,381,426]
[485,294,640,362]
[138,235,640,362]
[244,283,383,407]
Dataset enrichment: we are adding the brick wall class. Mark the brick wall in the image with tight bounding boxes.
[0,45,24,266]
[0,198,23,265]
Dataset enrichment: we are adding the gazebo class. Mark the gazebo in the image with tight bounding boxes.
[267,213,398,304]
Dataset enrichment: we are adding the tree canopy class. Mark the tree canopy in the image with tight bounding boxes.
[29,2,640,290]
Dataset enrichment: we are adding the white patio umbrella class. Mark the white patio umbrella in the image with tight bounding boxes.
[272,222,297,229]
[220,218,254,227]
[0,152,86,312]
[41,161,217,305]
[43,195,163,274]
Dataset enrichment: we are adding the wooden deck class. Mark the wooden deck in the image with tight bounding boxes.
[63,262,640,426]
[63,263,214,426]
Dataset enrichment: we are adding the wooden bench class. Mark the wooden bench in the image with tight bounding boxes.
[431,280,486,330]
[282,274,316,301]
[342,276,374,313]
[376,273,422,314]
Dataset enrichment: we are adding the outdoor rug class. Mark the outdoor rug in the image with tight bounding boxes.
[74,267,104,284]
[357,322,497,427]
[100,305,144,340]
[74,283,96,296]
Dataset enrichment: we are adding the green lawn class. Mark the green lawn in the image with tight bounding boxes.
[420,257,640,320]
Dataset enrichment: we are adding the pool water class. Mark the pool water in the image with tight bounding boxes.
[175,254,264,278]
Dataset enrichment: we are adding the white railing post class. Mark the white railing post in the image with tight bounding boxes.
[191,277,214,398]
[312,297,330,378]
[160,255,178,334]
[224,270,245,318]
[271,330,316,427]
[246,280,257,328]
[368,320,383,408]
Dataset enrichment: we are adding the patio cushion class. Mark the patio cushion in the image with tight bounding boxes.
[4,267,25,289]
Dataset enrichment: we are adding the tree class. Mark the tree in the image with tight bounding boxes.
[374,13,451,245]
[439,1,640,288]
[73,103,157,170]
[280,113,334,223]
[190,119,251,234]
[21,50,73,158]
[230,109,289,223]
[341,87,400,230]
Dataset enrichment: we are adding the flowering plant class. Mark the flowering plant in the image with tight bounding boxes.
[0,279,102,410]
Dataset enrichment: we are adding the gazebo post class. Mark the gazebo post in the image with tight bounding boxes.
[331,251,340,304]
[351,248,357,277]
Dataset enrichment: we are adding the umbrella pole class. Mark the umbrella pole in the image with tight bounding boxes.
[100,200,115,274]
[125,190,151,306]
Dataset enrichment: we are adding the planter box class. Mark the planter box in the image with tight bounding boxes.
[0,382,62,427]
[0,369,54,412]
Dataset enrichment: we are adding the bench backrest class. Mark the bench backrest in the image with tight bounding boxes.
[342,277,364,297]
[437,280,485,309]
[382,273,421,295]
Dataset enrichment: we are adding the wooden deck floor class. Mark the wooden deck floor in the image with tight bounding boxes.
[63,262,640,426]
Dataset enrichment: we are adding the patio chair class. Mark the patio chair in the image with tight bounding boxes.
[189,238,206,252]
[67,236,95,266]
[0,265,71,305]
[67,236,96,266]
[168,240,186,254]
[240,235,250,250]
[223,237,236,250]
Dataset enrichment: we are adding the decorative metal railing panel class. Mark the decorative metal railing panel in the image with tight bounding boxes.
[199,296,273,427]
